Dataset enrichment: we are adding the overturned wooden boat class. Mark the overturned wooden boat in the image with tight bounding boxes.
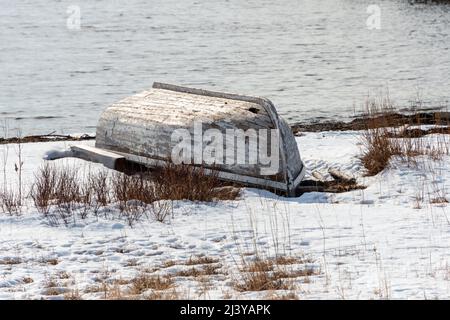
[55,83,306,196]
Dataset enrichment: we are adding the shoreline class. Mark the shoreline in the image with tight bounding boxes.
[290,111,450,134]
[2,111,450,145]
[0,133,95,145]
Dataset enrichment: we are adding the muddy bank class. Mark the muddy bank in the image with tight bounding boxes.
[0,134,95,145]
[291,111,450,134]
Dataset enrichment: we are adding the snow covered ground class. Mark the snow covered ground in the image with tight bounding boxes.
[1,131,450,299]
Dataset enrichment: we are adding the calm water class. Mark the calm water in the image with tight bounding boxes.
[1,0,449,136]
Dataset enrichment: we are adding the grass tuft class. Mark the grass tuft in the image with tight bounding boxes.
[361,97,450,176]
[129,273,174,295]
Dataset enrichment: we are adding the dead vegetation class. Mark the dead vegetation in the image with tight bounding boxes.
[152,163,240,202]
[291,111,450,134]
[412,168,449,209]
[22,277,34,284]
[234,259,292,292]
[80,271,185,300]
[184,256,220,266]
[0,188,22,216]
[360,97,450,176]
[13,254,316,300]
[0,132,24,216]
[42,274,72,296]
[174,264,223,278]
[430,197,448,204]
[0,134,94,145]
[71,254,313,299]
[31,163,57,215]
[28,162,240,226]
[128,273,174,295]
[234,257,318,292]
[0,257,22,265]
[275,256,313,265]
[0,122,239,222]
[41,257,59,266]
[64,289,83,300]
[144,289,183,300]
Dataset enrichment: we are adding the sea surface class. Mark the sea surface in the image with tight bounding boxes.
[1,0,449,136]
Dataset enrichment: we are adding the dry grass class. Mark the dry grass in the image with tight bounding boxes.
[30,162,239,226]
[430,197,449,204]
[111,162,236,205]
[42,275,67,296]
[361,128,399,176]
[111,172,155,207]
[242,259,274,273]
[54,166,82,220]
[111,278,130,286]
[88,170,110,209]
[84,284,106,294]
[37,254,315,299]
[0,187,22,216]
[147,200,173,223]
[414,191,424,209]
[64,289,83,300]
[162,260,177,268]
[174,264,223,278]
[57,271,71,279]
[144,288,183,300]
[31,163,57,214]
[125,259,139,267]
[242,256,312,271]
[129,273,174,295]
[275,256,312,265]
[102,284,124,300]
[273,268,318,278]
[0,257,22,265]
[157,256,225,281]
[152,163,239,202]
[82,272,182,300]
[235,259,291,292]
[31,164,82,225]
[185,256,219,266]
[22,277,34,284]
[361,98,402,175]
[234,270,292,292]
[361,97,450,176]
[43,287,63,296]
[234,253,318,293]
[84,274,128,300]
[41,258,59,266]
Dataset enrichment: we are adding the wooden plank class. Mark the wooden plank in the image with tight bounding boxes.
[328,168,356,184]
[312,171,326,182]
[70,145,126,170]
